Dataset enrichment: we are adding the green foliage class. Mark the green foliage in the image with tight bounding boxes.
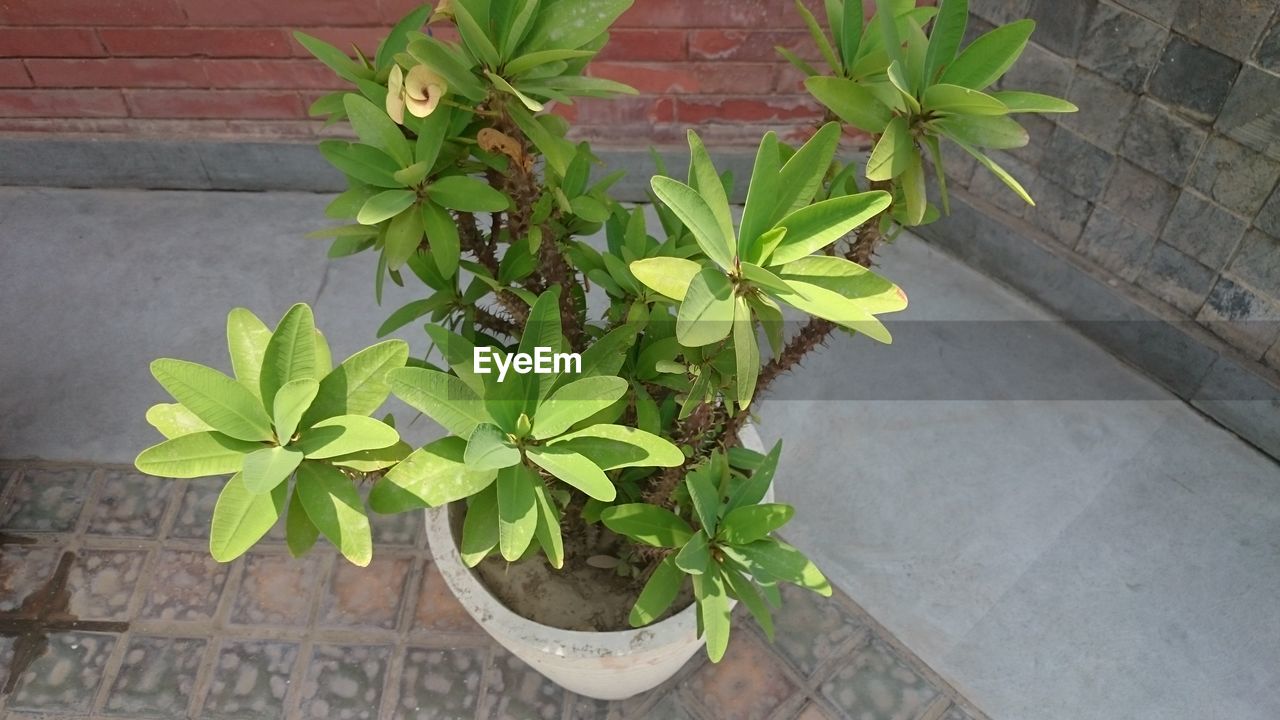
[136,305,408,566]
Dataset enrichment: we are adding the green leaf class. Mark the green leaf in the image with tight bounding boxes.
[771,122,842,223]
[314,330,332,376]
[651,176,735,271]
[777,45,820,77]
[840,0,862,71]
[748,293,785,356]
[260,303,318,410]
[777,280,893,343]
[940,19,1035,90]
[296,415,400,459]
[686,130,736,259]
[454,0,501,68]
[286,485,320,557]
[733,297,760,408]
[902,149,926,226]
[485,69,544,111]
[150,359,273,442]
[675,530,711,575]
[387,367,489,437]
[866,115,911,181]
[721,566,774,640]
[804,77,893,134]
[630,556,684,627]
[135,431,259,479]
[240,445,304,494]
[739,263,794,295]
[547,424,684,470]
[496,464,538,561]
[384,203,424,271]
[375,3,432,71]
[210,472,287,562]
[768,191,893,265]
[145,403,214,439]
[695,570,732,661]
[737,540,832,596]
[935,115,1028,149]
[406,37,486,101]
[629,257,702,301]
[991,91,1078,113]
[293,31,369,84]
[924,134,951,215]
[719,503,795,545]
[796,0,842,74]
[531,478,565,568]
[532,376,628,439]
[923,0,968,83]
[686,466,721,536]
[465,423,521,470]
[739,132,782,257]
[779,256,908,314]
[460,484,499,566]
[319,141,403,188]
[427,176,510,212]
[370,436,498,511]
[328,441,411,473]
[520,0,631,51]
[358,189,417,225]
[343,93,413,167]
[422,202,462,278]
[949,137,1035,204]
[726,440,782,514]
[272,378,319,442]
[600,504,694,548]
[923,83,1008,115]
[526,446,615,501]
[506,103,573,176]
[676,267,735,347]
[505,49,594,76]
[302,339,409,428]
[226,307,271,400]
[297,461,373,566]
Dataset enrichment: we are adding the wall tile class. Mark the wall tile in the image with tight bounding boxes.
[1227,229,1280,298]
[1216,64,1280,161]
[1188,134,1280,216]
[1112,0,1181,22]
[1078,2,1168,91]
[970,151,1037,217]
[1256,186,1280,237]
[1079,206,1157,281]
[1161,190,1248,269]
[1147,35,1242,123]
[1119,97,1208,183]
[1197,276,1280,358]
[971,0,1032,25]
[1042,126,1116,200]
[1257,19,1280,72]
[1060,69,1137,150]
[997,41,1074,98]
[1101,160,1179,234]
[1028,0,1099,56]
[1172,0,1275,60]
[1028,175,1094,246]
[1138,241,1217,313]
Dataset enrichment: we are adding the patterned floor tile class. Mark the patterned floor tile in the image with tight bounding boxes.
[413,561,481,634]
[102,635,207,717]
[167,477,222,539]
[0,544,60,612]
[7,631,117,713]
[796,702,837,719]
[770,585,869,676]
[230,552,323,626]
[480,649,565,720]
[139,549,231,622]
[318,555,412,630]
[942,705,975,720]
[635,694,699,720]
[202,639,301,720]
[0,466,92,532]
[87,470,173,538]
[686,630,797,720]
[819,639,939,720]
[67,549,148,621]
[392,645,486,720]
[299,643,393,720]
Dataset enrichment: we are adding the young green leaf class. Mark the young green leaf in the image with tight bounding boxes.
[902,149,927,226]
[695,570,732,661]
[949,137,1035,204]
[319,141,403,188]
[209,472,287,563]
[726,440,782,515]
[260,304,318,409]
[629,257,702,301]
[496,464,538,561]
[387,367,490,437]
[465,423,522,470]
[686,130,737,253]
[676,267,735,347]
[771,122,842,223]
[302,339,409,428]
[939,19,1035,90]
[422,202,462,279]
[991,91,1078,114]
[685,466,722,536]
[226,307,272,399]
[272,378,319,442]
[358,189,417,225]
[796,0,842,75]
[485,69,545,111]
[719,503,795,545]
[145,403,214,439]
[768,191,893,265]
[531,479,565,569]
[777,255,908,314]
[737,539,832,596]
[505,49,595,76]
[721,566,775,640]
[923,134,951,215]
[651,176,736,271]
[775,279,893,343]
[675,530,711,575]
[865,116,911,181]
[286,485,320,557]
[371,436,498,511]
[293,32,370,84]
[427,176,511,213]
[296,415,400,459]
[374,4,432,71]
[135,432,260,479]
[548,424,685,469]
[923,83,1008,115]
[600,504,695,547]
[150,359,274,442]
[453,1,501,68]
[733,296,760,408]
[343,93,413,167]
[804,77,893,133]
[526,446,615,501]
[630,556,684,627]
[532,376,628,439]
[934,115,1029,149]
[459,485,500,566]
[519,0,631,52]
[923,0,968,84]
[297,461,373,567]
[739,132,783,257]
[328,441,412,473]
[241,446,304,495]
[384,203,425,271]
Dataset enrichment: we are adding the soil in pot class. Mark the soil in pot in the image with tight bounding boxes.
[456,505,694,632]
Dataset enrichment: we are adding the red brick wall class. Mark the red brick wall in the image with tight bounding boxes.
[0,0,874,146]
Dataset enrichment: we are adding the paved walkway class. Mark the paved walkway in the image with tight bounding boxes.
[1,187,1278,719]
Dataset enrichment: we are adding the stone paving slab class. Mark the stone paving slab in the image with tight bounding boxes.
[0,458,986,720]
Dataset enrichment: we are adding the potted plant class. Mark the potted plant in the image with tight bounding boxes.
[133,0,1070,701]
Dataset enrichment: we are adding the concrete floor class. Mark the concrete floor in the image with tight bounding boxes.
[2,187,1278,719]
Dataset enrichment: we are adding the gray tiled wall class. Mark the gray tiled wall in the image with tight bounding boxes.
[958,0,1280,369]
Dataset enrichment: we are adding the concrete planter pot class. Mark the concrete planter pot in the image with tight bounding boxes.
[423,425,767,700]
